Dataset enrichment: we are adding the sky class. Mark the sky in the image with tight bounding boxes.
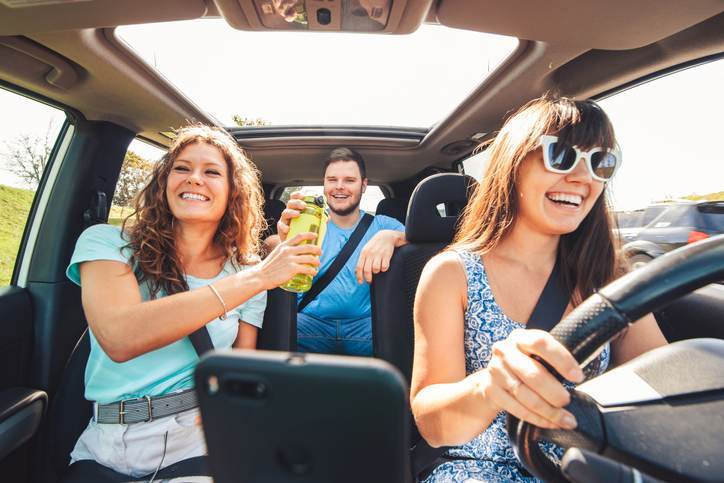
[0,19,722,212]
[116,21,518,127]
[597,59,724,210]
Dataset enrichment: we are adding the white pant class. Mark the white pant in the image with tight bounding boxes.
[70,407,207,479]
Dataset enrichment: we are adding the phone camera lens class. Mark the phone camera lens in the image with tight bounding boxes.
[207,375,219,395]
[317,8,332,25]
[224,378,268,400]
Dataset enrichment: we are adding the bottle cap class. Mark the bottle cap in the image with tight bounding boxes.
[313,195,325,208]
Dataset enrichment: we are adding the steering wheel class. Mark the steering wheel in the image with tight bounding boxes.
[507,234,724,482]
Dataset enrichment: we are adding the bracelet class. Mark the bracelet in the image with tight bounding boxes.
[208,284,228,320]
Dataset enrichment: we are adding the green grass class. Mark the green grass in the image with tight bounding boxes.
[0,193,132,285]
[0,185,35,286]
[108,204,131,227]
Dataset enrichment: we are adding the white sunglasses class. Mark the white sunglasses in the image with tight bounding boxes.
[538,135,622,182]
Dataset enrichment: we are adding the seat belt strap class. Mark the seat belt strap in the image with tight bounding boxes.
[526,258,569,331]
[188,326,214,357]
[298,213,374,313]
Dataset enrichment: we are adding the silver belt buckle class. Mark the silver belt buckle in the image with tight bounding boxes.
[117,395,153,424]
[118,399,127,424]
[145,395,153,422]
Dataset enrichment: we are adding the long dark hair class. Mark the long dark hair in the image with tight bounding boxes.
[122,125,266,297]
[451,95,621,304]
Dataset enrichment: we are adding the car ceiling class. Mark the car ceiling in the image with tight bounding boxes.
[0,0,723,185]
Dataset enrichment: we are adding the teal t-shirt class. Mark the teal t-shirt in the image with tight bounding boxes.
[66,224,266,404]
[299,213,404,320]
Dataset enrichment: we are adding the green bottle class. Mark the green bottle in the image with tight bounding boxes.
[280,195,328,293]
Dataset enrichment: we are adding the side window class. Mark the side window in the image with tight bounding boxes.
[279,185,386,213]
[599,58,724,262]
[461,148,490,182]
[0,88,66,286]
[109,139,164,226]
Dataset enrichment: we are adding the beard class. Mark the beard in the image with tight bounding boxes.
[328,192,362,217]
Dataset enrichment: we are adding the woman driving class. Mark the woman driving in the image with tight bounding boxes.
[410,96,667,482]
[65,125,321,478]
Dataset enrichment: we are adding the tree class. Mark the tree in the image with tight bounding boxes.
[232,115,270,127]
[113,151,153,208]
[1,123,56,188]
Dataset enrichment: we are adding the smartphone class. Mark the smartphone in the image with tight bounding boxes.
[195,350,411,483]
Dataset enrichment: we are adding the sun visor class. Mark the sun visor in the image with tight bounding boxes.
[436,0,724,50]
[0,36,81,90]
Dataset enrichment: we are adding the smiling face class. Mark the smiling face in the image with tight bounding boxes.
[515,146,605,236]
[323,160,368,217]
[165,142,230,226]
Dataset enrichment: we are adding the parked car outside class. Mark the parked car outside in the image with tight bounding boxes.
[623,200,724,268]
[615,202,678,244]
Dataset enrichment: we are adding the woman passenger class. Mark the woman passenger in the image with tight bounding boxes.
[65,125,320,478]
[410,96,667,482]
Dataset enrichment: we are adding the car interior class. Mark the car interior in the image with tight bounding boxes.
[1,1,723,482]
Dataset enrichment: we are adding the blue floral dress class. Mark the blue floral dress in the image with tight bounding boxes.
[424,251,610,483]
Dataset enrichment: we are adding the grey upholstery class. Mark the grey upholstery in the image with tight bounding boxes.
[376,198,408,225]
[371,173,477,382]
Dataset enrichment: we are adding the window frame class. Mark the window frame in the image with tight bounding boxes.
[0,82,76,287]
[594,53,723,103]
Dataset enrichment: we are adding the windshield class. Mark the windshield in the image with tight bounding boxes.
[116,20,518,128]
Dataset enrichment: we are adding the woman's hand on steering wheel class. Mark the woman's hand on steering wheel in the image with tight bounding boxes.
[481,328,584,430]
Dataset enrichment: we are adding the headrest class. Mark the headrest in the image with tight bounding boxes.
[375,198,407,225]
[405,173,477,243]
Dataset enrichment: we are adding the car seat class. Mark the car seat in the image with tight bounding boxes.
[371,173,476,382]
[375,198,408,225]
[371,172,477,479]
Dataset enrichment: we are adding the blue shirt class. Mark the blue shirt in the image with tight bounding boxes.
[66,224,267,404]
[299,213,404,320]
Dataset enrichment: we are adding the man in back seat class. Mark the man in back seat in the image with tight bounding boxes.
[268,147,406,355]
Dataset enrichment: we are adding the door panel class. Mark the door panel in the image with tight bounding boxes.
[0,86,68,480]
[0,286,33,391]
[655,284,724,342]
[26,282,86,394]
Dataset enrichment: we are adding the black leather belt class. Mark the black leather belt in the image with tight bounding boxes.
[94,388,198,424]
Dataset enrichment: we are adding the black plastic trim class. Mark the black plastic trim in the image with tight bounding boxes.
[229,125,428,142]
[594,52,724,102]
[0,388,47,461]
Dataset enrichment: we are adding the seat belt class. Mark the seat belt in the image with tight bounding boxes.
[525,258,569,332]
[298,213,374,313]
[414,257,569,481]
[188,326,214,357]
